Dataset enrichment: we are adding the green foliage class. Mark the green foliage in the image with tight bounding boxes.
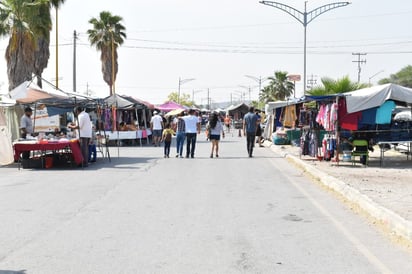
[87,11,126,95]
[260,71,294,102]
[167,92,194,107]
[378,65,412,88]
[0,0,53,90]
[307,75,367,96]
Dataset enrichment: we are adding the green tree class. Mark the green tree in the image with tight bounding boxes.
[307,75,367,96]
[378,65,412,88]
[33,0,66,88]
[0,0,49,90]
[260,71,294,102]
[87,11,126,95]
[167,92,193,107]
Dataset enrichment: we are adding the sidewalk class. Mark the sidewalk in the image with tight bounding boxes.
[265,141,412,243]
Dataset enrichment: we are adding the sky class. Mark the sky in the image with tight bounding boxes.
[1,0,411,106]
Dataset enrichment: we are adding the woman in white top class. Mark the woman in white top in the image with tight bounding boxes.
[207,112,225,158]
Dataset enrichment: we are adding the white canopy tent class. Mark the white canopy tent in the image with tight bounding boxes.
[345,83,412,113]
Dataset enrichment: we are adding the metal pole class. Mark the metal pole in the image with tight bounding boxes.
[260,1,350,95]
[303,1,307,94]
[73,30,77,92]
[55,8,59,89]
[178,77,181,104]
[177,77,195,104]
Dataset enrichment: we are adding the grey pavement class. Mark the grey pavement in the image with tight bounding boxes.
[265,141,412,244]
[0,133,412,273]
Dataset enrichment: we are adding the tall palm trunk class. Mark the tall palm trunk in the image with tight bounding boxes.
[6,33,35,91]
[34,37,50,88]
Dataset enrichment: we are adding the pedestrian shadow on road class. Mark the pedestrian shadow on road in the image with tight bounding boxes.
[0,270,27,274]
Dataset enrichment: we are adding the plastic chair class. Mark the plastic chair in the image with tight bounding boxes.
[351,139,369,166]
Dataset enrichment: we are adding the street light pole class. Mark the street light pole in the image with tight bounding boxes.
[245,75,269,107]
[178,77,195,104]
[260,1,350,95]
[55,7,59,89]
[192,89,203,104]
[368,70,384,86]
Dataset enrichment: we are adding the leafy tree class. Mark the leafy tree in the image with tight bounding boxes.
[87,11,126,95]
[307,75,367,96]
[33,0,66,88]
[0,0,49,90]
[167,92,193,107]
[260,71,294,102]
[378,65,412,88]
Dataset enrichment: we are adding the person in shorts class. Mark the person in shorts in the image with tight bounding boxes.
[150,111,164,147]
[207,112,225,158]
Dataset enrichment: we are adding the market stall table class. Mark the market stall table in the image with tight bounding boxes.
[13,140,84,167]
[377,140,412,167]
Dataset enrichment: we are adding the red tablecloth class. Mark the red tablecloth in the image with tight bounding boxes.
[14,141,84,165]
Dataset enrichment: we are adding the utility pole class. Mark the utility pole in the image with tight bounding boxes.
[260,1,350,95]
[55,7,59,89]
[244,75,269,100]
[73,30,77,92]
[352,52,367,83]
[207,88,210,110]
[306,74,317,90]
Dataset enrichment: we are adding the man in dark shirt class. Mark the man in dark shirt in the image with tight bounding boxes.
[243,106,259,157]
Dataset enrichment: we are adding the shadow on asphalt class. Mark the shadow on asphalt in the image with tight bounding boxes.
[1,156,158,171]
[0,270,27,274]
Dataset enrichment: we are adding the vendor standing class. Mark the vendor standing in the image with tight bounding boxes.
[68,106,92,167]
[20,107,33,139]
[20,107,33,159]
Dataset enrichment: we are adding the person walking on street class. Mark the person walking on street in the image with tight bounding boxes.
[224,114,231,133]
[161,123,175,158]
[68,106,92,167]
[243,106,259,158]
[174,111,186,158]
[181,109,201,158]
[255,110,263,147]
[150,110,164,147]
[207,112,225,158]
[88,123,97,163]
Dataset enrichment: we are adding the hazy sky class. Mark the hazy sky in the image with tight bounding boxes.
[1,0,411,105]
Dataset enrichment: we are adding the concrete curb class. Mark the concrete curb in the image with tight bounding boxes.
[267,142,412,242]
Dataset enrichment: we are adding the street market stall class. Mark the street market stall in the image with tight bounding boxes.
[265,84,412,166]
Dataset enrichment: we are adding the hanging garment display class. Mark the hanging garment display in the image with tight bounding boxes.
[375,100,395,124]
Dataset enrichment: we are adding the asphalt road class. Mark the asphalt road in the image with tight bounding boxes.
[1,133,411,273]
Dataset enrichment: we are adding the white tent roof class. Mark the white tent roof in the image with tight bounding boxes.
[9,81,68,103]
[345,83,412,113]
[0,95,16,107]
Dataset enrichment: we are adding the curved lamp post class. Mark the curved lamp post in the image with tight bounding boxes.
[260,1,350,95]
[368,70,384,86]
[178,77,195,104]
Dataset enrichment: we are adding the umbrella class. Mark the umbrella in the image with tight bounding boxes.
[156,101,187,112]
[165,108,186,117]
[394,111,412,121]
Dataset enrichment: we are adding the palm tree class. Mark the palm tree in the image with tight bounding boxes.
[87,11,126,95]
[0,0,47,91]
[260,71,294,102]
[307,76,367,96]
[33,0,66,88]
